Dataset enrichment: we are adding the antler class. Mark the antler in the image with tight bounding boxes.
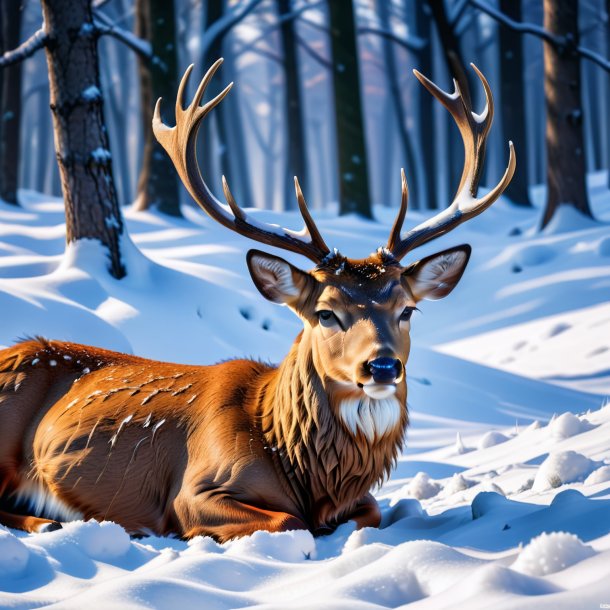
[153,59,330,263]
[387,64,516,261]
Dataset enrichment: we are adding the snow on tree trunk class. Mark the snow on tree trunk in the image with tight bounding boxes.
[328,0,372,218]
[499,0,531,207]
[0,0,23,205]
[541,0,593,229]
[41,0,125,278]
[133,0,181,216]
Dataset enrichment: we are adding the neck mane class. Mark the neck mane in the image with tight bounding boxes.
[260,333,408,530]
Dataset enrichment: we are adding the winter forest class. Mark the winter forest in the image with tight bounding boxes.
[1,0,610,609]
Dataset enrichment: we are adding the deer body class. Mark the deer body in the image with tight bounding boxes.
[0,60,514,540]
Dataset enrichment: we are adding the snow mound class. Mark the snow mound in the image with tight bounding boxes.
[584,465,610,485]
[548,412,584,439]
[67,520,131,561]
[597,235,610,256]
[0,529,29,576]
[512,531,595,576]
[408,472,442,500]
[442,473,476,496]
[225,528,316,562]
[532,450,599,491]
[478,430,509,449]
[515,244,556,267]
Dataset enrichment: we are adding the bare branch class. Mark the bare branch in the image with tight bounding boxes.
[93,15,153,62]
[357,26,427,53]
[0,29,47,69]
[468,0,610,73]
[295,33,332,69]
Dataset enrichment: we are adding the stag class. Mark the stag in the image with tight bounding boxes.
[0,60,514,541]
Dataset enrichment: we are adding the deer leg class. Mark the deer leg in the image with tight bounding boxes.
[178,495,308,542]
[0,509,62,533]
[346,493,381,529]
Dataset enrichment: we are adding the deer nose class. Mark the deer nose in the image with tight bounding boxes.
[366,357,402,383]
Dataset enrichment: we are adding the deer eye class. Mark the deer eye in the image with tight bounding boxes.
[399,307,416,323]
[317,310,339,328]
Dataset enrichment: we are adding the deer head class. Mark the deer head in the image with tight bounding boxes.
[153,59,515,441]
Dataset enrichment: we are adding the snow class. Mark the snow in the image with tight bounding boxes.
[0,176,610,608]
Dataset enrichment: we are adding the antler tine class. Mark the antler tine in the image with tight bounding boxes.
[389,65,516,262]
[153,62,331,264]
[386,169,408,253]
[294,177,329,257]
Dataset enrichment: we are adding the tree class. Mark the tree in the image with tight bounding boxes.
[414,1,438,209]
[498,0,531,206]
[328,0,372,217]
[42,0,126,276]
[278,0,308,208]
[541,0,592,228]
[133,0,181,216]
[377,0,419,209]
[0,0,136,278]
[425,0,471,205]
[0,0,24,205]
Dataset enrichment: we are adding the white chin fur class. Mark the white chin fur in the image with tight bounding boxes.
[339,396,402,441]
[363,384,396,399]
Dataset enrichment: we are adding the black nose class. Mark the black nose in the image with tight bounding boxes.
[366,357,401,383]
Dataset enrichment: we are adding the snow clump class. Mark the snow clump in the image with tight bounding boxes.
[478,430,509,449]
[549,412,583,439]
[408,472,442,500]
[512,532,595,576]
[532,451,599,491]
[0,529,29,576]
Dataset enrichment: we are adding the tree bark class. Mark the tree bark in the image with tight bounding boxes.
[133,0,181,216]
[278,0,308,209]
[0,0,23,205]
[414,1,438,209]
[41,0,125,278]
[498,0,530,206]
[328,0,372,217]
[540,0,592,228]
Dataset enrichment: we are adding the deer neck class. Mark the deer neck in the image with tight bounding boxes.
[260,332,408,530]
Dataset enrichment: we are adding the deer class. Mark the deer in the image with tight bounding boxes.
[0,60,514,542]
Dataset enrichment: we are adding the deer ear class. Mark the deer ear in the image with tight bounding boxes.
[403,245,471,301]
[246,250,313,305]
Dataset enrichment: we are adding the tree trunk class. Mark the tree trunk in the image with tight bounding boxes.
[414,1,438,209]
[0,0,23,205]
[134,0,181,216]
[377,0,419,209]
[607,0,610,189]
[498,0,530,206]
[426,0,469,204]
[41,0,125,278]
[328,0,372,217]
[278,0,308,209]
[540,0,592,228]
[201,0,231,201]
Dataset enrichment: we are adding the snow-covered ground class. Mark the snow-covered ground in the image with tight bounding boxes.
[0,175,609,609]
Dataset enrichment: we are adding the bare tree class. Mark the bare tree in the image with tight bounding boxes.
[377,0,419,209]
[328,0,371,217]
[414,1,438,209]
[133,0,181,216]
[541,0,592,227]
[0,0,138,278]
[0,0,24,205]
[499,0,531,206]
[278,0,308,207]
